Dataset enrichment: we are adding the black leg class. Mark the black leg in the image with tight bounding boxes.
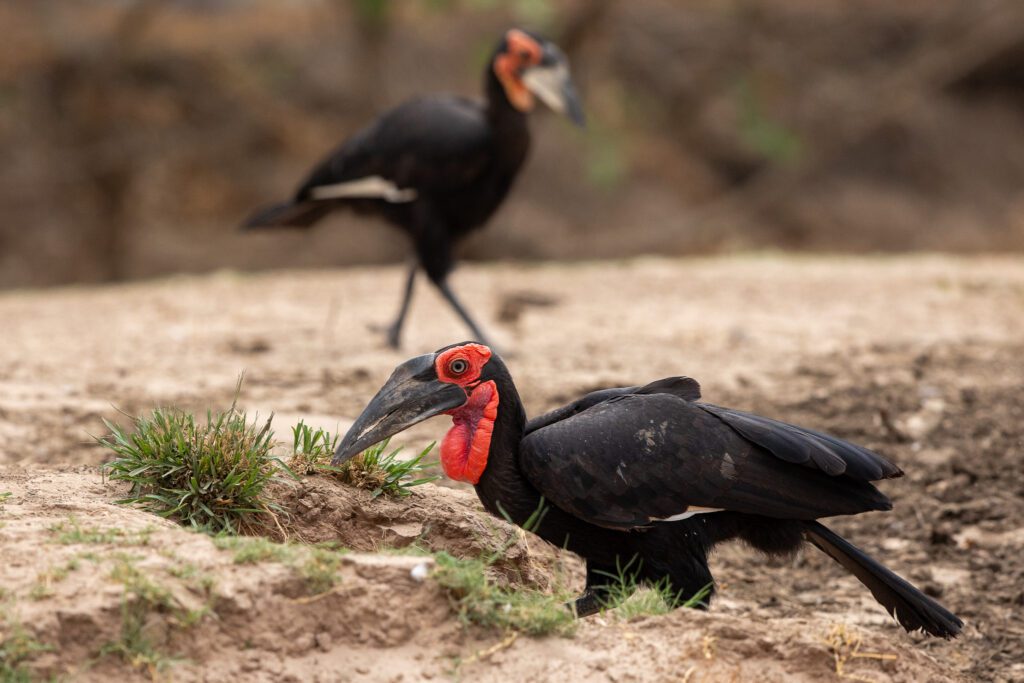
[661,562,715,611]
[570,560,636,618]
[385,263,417,349]
[436,278,495,348]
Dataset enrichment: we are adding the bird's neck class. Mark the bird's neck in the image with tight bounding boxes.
[484,69,531,157]
[471,371,544,526]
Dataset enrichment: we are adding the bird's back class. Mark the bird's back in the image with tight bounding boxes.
[297,96,492,195]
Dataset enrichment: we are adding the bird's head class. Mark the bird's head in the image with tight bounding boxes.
[492,28,585,127]
[332,342,504,485]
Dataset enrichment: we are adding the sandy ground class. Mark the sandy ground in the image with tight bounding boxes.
[1,254,1023,681]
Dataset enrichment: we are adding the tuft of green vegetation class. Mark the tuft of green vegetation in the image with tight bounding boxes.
[166,563,199,580]
[288,420,339,475]
[27,560,78,602]
[26,586,52,603]
[431,552,576,637]
[299,548,346,595]
[595,558,712,620]
[734,76,803,164]
[212,536,295,565]
[100,557,211,675]
[430,498,576,637]
[209,535,345,595]
[49,518,153,546]
[290,422,439,498]
[0,492,10,509]
[98,387,290,534]
[332,438,439,499]
[0,620,51,683]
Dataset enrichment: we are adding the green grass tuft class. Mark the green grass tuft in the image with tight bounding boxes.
[595,558,712,620]
[299,547,346,595]
[26,561,77,602]
[289,420,339,475]
[210,535,346,595]
[0,620,51,683]
[332,438,439,498]
[100,556,212,675]
[289,423,439,498]
[212,535,295,565]
[431,551,576,637]
[49,518,153,546]
[98,388,289,534]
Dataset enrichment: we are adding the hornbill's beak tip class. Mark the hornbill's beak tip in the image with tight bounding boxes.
[566,91,586,128]
[330,354,468,466]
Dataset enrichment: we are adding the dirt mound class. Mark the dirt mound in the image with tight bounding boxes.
[0,469,959,683]
[270,477,578,590]
[0,471,460,682]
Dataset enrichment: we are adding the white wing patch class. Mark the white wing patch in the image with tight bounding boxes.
[652,506,724,523]
[310,176,417,203]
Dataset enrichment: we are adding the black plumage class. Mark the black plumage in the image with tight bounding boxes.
[333,343,963,638]
[243,29,584,348]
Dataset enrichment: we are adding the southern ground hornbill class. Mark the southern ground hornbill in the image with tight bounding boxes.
[242,29,584,348]
[332,342,963,638]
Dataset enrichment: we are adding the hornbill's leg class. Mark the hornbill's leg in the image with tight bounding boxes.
[412,204,497,349]
[436,278,495,349]
[660,560,716,611]
[384,262,417,349]
[570,560,638,618]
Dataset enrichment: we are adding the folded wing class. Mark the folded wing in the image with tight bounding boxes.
[520,391,894,530]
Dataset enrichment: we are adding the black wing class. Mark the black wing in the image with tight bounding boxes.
[296,95,492,199]
[525,376,701,435]
[696,404,902,480]
[520,393,893,530]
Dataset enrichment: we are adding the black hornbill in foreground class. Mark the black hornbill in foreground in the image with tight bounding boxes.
[242,29,584,349]
[332,342,963,638]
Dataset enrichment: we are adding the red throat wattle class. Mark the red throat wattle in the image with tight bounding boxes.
[441,380,499,485]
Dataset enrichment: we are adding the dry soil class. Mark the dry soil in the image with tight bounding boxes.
[1,255,1022,682]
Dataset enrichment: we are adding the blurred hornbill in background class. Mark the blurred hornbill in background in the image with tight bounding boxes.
[243,29,584,348]
[332,342,963,638]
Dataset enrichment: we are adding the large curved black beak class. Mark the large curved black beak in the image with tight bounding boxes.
[523,44,585,127]
[331,354,468,466]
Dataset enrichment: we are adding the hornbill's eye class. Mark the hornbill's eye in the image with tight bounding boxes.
[448,358,469,375]
[518,49,532,60]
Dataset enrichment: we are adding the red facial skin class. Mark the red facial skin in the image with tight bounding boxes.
[435,344,499,485]
[493,29,542,113]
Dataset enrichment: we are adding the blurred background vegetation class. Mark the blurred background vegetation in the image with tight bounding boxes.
[2,0,1023,288]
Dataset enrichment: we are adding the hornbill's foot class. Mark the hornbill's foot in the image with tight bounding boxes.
[366,322,403,350]
[384,322,402,350]
[568,590,604,618]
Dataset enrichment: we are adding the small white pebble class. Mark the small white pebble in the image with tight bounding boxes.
[410,562,430,582]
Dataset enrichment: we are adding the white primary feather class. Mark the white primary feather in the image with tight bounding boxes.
[652,507,724,523]
[310,176,417,203]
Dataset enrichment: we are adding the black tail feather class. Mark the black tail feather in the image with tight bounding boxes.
[241,201,330,230]
[804,521,962,638]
